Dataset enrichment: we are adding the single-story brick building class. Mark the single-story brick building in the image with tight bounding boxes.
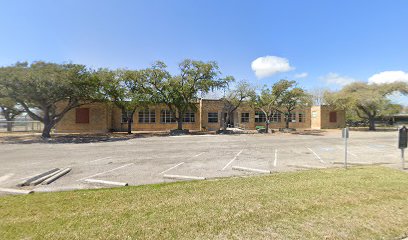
[55,99,345,133]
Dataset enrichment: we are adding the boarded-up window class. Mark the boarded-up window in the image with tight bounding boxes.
[76,108,90,124]
[329,111,337,123]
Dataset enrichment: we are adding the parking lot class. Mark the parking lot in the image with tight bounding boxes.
[0,130,404,195]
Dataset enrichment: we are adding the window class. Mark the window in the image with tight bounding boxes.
[160,110,176,123]
[241,113,249,123]
[255,111,266,123]
[329,111,337,123]
[270,112,281,122]
[312,111,317,118]
[285,113,296,122]
[75,108,89,124]
[208,112,218,123]
[121,110,134,123]
[183,112,195,123]
[138,110,156,123]
[298,112,305,123]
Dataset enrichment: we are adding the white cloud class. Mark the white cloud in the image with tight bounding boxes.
[320,72,357,86]
[388,92,408,106]
[368,71,408,84]
[251,56,294,79]
[294,72,308,79]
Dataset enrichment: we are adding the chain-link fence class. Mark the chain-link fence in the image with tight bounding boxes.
[0,121,43,132]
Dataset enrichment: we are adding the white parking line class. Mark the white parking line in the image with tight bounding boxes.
[158,152,205,175]
[307,147,325,163]
[336,146,357,157]
[77,163,134,181]
[0,173,14,184]
[273,149,278,167]
[159,162,185,175]
[194,152,205,157]
[89,157,111,163]
[222,150,244,170]
[366,146,383,152]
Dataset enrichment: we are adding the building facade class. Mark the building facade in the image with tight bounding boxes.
[55,99,345,133]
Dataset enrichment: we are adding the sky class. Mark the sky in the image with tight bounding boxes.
[0,0,407,103]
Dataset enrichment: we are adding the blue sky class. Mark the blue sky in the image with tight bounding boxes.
[0,0,407,103]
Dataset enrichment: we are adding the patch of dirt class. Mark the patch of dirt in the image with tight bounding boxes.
[0,132,160,144]
[0,130,219,144]
[291,129,327,136]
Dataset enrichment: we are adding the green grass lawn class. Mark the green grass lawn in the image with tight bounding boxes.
[1,167,408,239]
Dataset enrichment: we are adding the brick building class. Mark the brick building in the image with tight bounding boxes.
[55,99,345,133]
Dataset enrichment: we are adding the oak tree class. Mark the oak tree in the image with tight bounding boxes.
[0,97,24,131]
[143,60,232,131]
[0,62,101,138]
[221,80,255,130]
[277,80,311,129]
[98,69,151,134]
[325,82,408,130]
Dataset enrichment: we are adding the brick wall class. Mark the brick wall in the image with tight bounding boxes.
[320,106,346,129]
[111,104,201,131]
[55,102,111,133]
[56,100,345,133]
[310,106,346,129]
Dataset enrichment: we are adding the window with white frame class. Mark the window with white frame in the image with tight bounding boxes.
[285,112,296,122]
[241,113,249,123]
[255,111,266,123]
[182,112,195,123]
[121,110,134,123]
[208,112,218,123]
[298,112,305,123]
[270,112,281,122]
[160,110,176,123]
[138,109,156,123]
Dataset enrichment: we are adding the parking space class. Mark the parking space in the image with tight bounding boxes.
[0,130,405,194]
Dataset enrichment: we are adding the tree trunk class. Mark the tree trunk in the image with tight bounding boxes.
[41,112,53,138]
[6,121,13,132]
[285,114,290,129]
[127,118,132,134]
[126,111,134,134]
[177,119,183,130]
[42,122,53,138]
[177,111,183,130]
[4,115,14,132]
[265,121,269,133]
[368,117,376,131]
[223,112,229,131]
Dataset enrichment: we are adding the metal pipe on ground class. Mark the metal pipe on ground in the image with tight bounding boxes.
[17,168,60,187]
[41,168,72,185]
[29,169,64,186]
